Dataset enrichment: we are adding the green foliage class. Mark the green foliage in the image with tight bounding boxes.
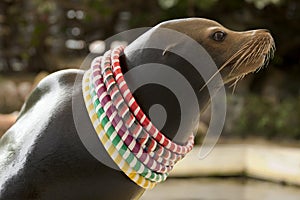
[158,0,179,9]
[0,0,298,73]
[246,0,283,9]
[232,95,300,140]
[195,0,219,10]
[33,0,57,14]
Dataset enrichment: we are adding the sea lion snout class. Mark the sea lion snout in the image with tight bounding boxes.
[246,29,270,36]
[197,23,275,85]
[259,29,270,33]
[258,29,270,33]
[225,28,275,81]
[156,18,275,90]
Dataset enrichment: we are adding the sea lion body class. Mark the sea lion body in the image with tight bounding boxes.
[0,18,274,199]
[0,70,145,199]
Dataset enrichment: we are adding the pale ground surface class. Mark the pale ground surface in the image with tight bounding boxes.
[141,178,300,200]
[170,145,300,186]
[142,144,300,200]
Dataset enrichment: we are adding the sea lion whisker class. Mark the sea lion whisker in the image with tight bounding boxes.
[228,44,254,73]
[252,40,265,59]
[243,45,258,62]
[229,74,245,94]
[227,42,257,78]
[263,51,272,68]
[227,37,270,80]
[199,45,249,93]
[230,78,239,94]
[260,39,275,69]
[229,54,246,74]
[199,62,228,92]
[258,40,268,55]
[198,45,249,92]
[256,42,274,72]
[269,42,276,59]
[230,47,255,74]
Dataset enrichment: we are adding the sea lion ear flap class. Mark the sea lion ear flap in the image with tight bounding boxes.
[162,43,180,56]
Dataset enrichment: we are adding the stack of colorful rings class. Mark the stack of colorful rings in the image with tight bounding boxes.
[82,46,194,189]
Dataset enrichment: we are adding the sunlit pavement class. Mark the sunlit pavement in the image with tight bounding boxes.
[141,178,300,200]
[170,145,300,186]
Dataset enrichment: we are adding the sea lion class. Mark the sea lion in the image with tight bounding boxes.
[0,18,274,200]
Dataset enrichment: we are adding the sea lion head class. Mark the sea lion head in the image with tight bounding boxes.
[159,18,275,85]
[121,18,275,143]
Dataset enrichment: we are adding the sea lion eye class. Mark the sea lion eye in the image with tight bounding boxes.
[212,31,226,41]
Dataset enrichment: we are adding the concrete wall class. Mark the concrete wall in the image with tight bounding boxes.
[170,144,300,186]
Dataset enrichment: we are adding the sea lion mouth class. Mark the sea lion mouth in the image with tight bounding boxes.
[200,31,275,92]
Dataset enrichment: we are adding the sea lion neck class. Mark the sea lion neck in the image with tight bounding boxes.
[118,34,210,145]
[117,17,275,146]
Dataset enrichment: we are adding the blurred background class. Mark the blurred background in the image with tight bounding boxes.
[0,0,299,199]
